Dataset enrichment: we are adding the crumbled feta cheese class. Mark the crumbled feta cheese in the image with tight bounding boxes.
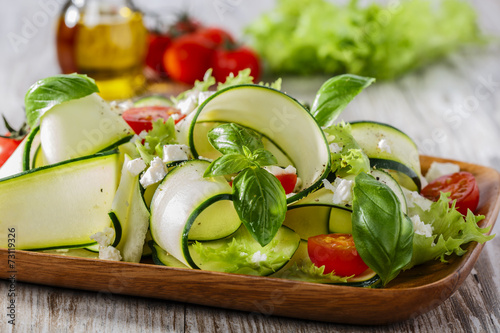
[251,251,268,264]
[402,188,432,211]
[198,155,213,162]
[329,142,342,154]
[138,130,148,139]
[170,113,181,121]
[91,227,115,247]
[294,177,302,192]
[99,246,122,261]
[286,192,296,199]
[129,134,141,144]
[177,94,197,115]
[323,178,354,206]
[264,165,297,176]
[163,144,191,163]
[91,227,122,261]
[377,138,392,153]
[127,158,146,176]
[197,91,215,105]
[410,215,433,237]
[140,157,167,188]
[425,162,460,183]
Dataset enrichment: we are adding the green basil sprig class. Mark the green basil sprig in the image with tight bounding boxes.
[311,74,375,127]
[352,173,413,286]
[204,123,286,247]
[25,74,99,128]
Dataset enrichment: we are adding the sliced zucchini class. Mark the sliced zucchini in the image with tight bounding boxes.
[0,151,120,250]
[109,154,150,262]
[149,241,189,268]
[284,188,353,239]
[184,85,331,203]
[39,93,133,165]
[350,121,422,191]
[150,160,242,267]
[370,169,408,214]
[22,126,41,171]
[41,248,100,259]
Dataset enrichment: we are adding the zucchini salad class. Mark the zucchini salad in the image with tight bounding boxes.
[0,70,494,287]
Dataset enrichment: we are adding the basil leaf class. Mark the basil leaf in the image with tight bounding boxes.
[232,167,287,247]
[204,154,253,177]
[25,74,99,128]
[208,123,263,155]
[251,148,278,167]
[352,173,413,286]
[311,74,375,127]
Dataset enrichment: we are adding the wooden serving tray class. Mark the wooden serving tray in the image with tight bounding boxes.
[1,156,499,325]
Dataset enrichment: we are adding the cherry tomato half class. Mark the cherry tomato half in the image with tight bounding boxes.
[421,171,479,215]
[275,173,297,195]
[211,46,261,83]
[122,106,184,134]
[307,233,368,277]
[0,135,23,167]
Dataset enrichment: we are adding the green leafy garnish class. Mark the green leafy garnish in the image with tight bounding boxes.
[323,122,370,177]
[24,74,99,128]
[352,173,413,286]
[191,234,291,275]
[204,123,286,247]
[246,0,483,80]
[135,118,177,164]
[311,74,375,127]
[404,193,494,269]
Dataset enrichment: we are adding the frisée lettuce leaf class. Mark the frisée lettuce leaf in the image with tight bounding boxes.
[404,193,494,269]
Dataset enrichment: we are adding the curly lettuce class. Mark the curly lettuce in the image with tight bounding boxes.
[323,122,370,177]
[246,0,484,80]
[404,193,494,269]
[135,118,177,164]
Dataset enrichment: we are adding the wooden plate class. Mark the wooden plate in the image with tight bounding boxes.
[1,156,499,325]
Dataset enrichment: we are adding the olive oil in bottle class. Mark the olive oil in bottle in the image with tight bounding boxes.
[57,0,148,100]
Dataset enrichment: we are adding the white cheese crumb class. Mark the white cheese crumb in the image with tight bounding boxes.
[197,91,215,105]
[425,162,460,183]
[91,227,115,247]
[410,215,433,237]
[127,158,146,176]
[251,251,268,264]
[264,165,297,176]
[323,178,354,206]
[329,142,342,154]
[402,188,433,211]
[286,192,296,199]
[140,157,167,188]
[377,138,392,154]
[138,130,148,139]
[198,155,213,162]
[91,227,122,261]
[99,246,122,261]
[163,144,191,163]
[177,94,198,115]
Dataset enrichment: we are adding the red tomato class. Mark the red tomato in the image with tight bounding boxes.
[145,33,172,76]
[211,46,261,83]
[122,106,184,134]
[421,171,479,215]
[164,34,215,85]
[0,135,22,167]
[195,27,234,47]
[276,173,297,194]
[308,233,369,277]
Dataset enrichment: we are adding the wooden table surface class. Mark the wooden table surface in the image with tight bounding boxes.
[1,0,500,332]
